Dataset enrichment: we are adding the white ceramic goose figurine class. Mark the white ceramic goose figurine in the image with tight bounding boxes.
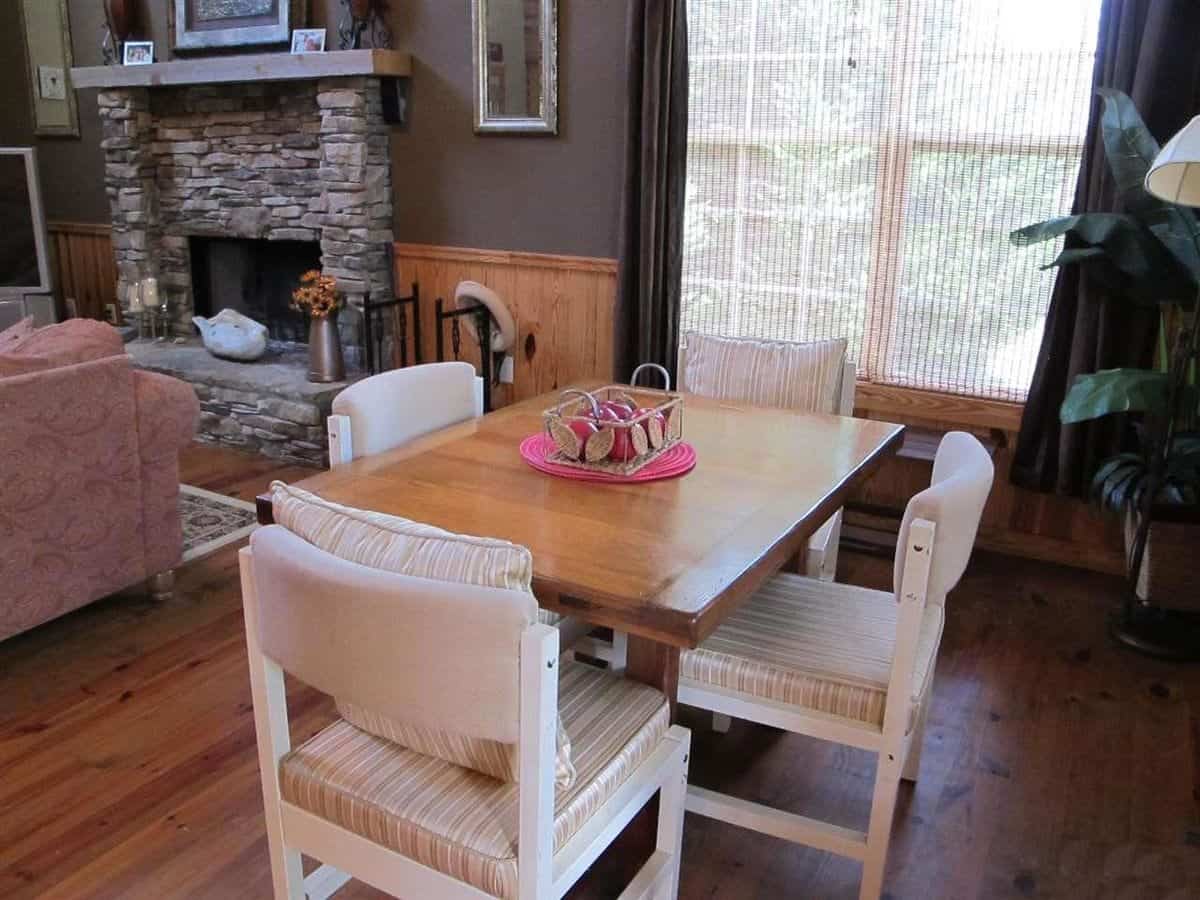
[192,308,269,362]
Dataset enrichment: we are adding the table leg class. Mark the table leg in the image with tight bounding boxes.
[617,635,683,879]
[625,636,682,719]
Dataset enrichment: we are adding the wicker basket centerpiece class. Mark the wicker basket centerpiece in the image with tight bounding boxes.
[543,364,683,476]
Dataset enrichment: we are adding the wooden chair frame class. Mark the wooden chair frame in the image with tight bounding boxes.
[240,547,692,900]
[677,518,937,900]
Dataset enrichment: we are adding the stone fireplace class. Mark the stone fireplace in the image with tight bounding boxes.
[71,51,414,466]
[191,237,321,343]
[98,73,395,349]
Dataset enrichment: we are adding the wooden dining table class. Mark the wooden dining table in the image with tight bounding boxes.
[255,380,905,713]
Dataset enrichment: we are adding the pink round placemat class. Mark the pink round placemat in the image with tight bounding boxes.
[520,433,696,483]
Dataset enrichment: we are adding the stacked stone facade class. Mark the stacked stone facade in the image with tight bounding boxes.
[98,77,394,342]
[127,341,342,467]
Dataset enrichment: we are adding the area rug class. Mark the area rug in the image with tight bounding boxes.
[179,485,258,563]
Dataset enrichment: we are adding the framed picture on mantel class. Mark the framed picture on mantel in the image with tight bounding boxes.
[173,0,306,51]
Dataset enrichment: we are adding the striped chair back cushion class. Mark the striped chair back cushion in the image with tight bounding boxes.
[681,332,848,413]
[270,482,575,787]
[250,525,535,747]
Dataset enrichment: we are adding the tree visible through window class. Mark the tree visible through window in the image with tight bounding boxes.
[684,0,1102,401]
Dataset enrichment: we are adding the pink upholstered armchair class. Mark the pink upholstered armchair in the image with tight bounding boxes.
[0,320,200,641]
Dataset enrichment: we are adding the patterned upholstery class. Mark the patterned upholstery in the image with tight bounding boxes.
[680,332,847,413]
[1,339,198,642]
[270,481,576,786]
[681,572,943,731]
[280,661,670,900]
[0,316,35,351]
[8,318,126,366]
[0,353,53,377]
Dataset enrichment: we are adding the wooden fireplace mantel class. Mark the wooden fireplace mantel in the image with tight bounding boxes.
[70,49,412,90]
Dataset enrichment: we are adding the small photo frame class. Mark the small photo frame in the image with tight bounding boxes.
[123,41,154,66]
[291,29,327,54]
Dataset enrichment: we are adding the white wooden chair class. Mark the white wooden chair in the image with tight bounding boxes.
[573,339,857,674]
[677,432,994,900]
[325,360,590,655]
[241,526,692,900]
[327,361,485,466]
[677,334,856,581]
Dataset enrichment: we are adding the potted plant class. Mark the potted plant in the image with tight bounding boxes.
[1012,89,1200,659]
[291,269,345,383]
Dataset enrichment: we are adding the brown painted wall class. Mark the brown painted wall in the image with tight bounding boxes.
[0,1,627,259]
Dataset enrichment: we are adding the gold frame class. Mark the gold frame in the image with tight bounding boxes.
[18,0,79,139]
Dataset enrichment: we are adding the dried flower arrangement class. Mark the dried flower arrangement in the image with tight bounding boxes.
[291,270,342,319]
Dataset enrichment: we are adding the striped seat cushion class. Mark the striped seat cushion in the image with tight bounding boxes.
[681,573,942,730]
[682,332,847,413]
[271,481,577,787]
[280,661,669,900]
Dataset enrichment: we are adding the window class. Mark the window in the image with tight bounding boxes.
[684,0,1102,401]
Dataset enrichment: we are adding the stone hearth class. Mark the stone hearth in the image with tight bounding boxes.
[99,75,394,344]
[129,339,355,467]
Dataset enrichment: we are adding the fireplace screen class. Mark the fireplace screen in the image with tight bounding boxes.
[190,237,321,344]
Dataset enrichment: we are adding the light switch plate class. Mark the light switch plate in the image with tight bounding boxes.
[38,65,66,101]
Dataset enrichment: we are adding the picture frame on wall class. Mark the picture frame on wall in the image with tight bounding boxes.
[290,29,327,54]
[174,0,305,51]
[123,41,155,66]
[17,0,79,138]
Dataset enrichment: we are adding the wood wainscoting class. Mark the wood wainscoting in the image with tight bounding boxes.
[392,243,617,407]
[44,222,1120,574]
[44,224,620,406]
[47,222,119,322]
[846,385,1126,576]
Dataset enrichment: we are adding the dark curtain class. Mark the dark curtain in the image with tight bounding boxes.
[1012,0,1200,495]
[614,0,689,383]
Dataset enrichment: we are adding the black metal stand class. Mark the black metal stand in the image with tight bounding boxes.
[361,283,422,375]
[435,299,494,414]
[1111,600,1200,661]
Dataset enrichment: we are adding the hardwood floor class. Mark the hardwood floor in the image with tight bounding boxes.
[1,444,1197,899]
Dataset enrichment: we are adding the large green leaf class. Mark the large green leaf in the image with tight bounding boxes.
[1010,213,1133,247]
[1011,213,1196,305]
[1143,206,1200,285]
[1097,89,1200,282]
[1060,368,1171,424]
[1096,88,1160,212]
[1043,247,1106,269]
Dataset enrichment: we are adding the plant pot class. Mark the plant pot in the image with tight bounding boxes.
[1124,507,1200,611]
[308,314,344,383]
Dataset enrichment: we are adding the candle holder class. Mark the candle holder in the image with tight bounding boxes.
[125,276,171,341]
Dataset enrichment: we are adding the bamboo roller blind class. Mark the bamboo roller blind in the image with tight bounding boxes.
[683,0,1102,401]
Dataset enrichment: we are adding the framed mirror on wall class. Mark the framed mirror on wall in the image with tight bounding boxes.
[472,0,558,134]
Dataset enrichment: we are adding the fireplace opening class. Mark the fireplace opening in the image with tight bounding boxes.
[190,237,322,344]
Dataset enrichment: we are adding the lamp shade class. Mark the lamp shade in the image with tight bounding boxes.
[1145,115,1200,205]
